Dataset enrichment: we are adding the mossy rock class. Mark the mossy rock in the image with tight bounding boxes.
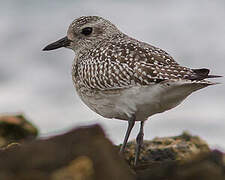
[123,132,210,166]
[0,114,38,147]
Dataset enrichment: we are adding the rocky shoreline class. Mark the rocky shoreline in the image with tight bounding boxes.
[0,114,224,180]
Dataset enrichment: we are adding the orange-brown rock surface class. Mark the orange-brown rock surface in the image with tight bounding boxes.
[0,124,135,180]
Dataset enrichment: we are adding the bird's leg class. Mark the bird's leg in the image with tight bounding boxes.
[134,121,144,166]
[119,115,136,154]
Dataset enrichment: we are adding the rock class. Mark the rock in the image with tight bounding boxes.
[136,150,225,180]
[123,132,210,166]
[122,132,225,180]
[0,114,38,147]
[0,124,135,180]
[0,116,224,180]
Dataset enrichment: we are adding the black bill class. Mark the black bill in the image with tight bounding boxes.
[43,36,72,51]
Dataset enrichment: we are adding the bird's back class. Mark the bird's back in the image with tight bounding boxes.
[72,33,213,92]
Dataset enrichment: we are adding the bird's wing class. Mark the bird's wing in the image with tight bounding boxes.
[77,40,215,90]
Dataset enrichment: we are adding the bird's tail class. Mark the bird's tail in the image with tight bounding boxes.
[190,68,222,81]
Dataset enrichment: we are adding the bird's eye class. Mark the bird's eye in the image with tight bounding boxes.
[81,27,93,36]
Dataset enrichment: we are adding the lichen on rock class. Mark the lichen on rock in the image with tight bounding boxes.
[123,131,210,166]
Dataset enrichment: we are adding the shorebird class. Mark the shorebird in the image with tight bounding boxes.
[43,16,221,165]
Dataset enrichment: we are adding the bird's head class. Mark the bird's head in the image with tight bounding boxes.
[43,16,121,53]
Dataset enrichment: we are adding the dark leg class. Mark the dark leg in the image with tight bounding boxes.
[119,115,136,154]
[134,121,144,166]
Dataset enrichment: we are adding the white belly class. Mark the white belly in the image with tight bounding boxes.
[77,80,208,121]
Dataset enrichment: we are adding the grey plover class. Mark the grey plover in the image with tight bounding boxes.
[43,16,221,165]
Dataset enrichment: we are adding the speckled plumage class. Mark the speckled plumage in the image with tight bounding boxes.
[72,33,194,91]
[43,16,220,165]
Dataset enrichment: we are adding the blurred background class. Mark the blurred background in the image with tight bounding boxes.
[0,0,224,149]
